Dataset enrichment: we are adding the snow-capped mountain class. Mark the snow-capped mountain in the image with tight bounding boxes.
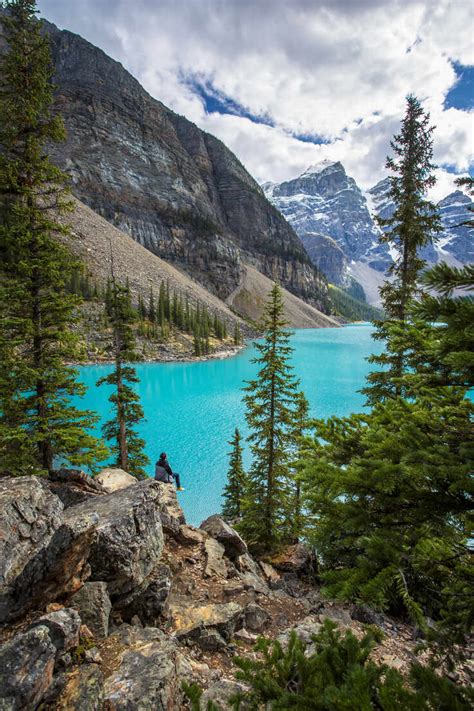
[264,162,473,305]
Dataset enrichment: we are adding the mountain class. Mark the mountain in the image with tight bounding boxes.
[62,198,336,332]
[262,161,391,288]
[265,162,473,305]
[31,20,329,314]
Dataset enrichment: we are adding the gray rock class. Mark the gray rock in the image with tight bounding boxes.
[200,515,247,559]
[65,479,164,597]
[269,543,315,577]
[95,468,138,493]
[0,626,56,710]
[319,606,352,626]
[171,600,243,648]
[235,553,269,595]
[178,524,207,546]
[103,626,189,710]
[117,563,172,625]
[204,537,227,578]
[154,482,186,537]
[28,608,81,656]
[47,468,105,507]
[70,582,112,639]
[56,665,104,711]
[351,604,386,628]
[243,603,271,632]
[259,561,280,584]
[0,476,95,623]
[195,629,228,652]
[201,680,249,710]
[277,616,322,652]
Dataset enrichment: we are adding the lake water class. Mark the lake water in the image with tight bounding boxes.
[76,323,381,525]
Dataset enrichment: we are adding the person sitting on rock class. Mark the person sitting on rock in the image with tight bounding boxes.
[154,452,184,491]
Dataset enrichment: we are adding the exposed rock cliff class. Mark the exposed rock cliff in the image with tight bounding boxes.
[37,21,328,312]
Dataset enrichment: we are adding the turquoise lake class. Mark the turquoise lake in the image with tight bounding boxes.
[76,323,381,525]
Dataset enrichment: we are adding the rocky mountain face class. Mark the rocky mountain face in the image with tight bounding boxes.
[263,161,391,287]
[265,162,473,304]
[39,21,327,312]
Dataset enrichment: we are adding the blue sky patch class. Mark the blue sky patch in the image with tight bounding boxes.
[287,131,331,145]
[444,62,474,110]
[185,75,275,127]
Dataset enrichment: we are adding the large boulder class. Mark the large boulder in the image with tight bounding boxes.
[70,582,112,639]
[170,599,243,649]
[103,625,190,710]
[28,608,81,657]
[200,515,247,559]
[269,543,315,577]
[235,553,269,595]
[243,602,271,632]
[154,482,186,537]
[0,626,56,710]
[116,563,172,626]
[55,665,104,711]
[201,680,250,710]
[95,468,137,493]
[47,468,105,507]
[64,480,164,599]
[204,537,227,578]
[0,477,96,623]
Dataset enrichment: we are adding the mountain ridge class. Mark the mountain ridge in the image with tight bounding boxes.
[36,19,329,314]
[264,161,473,305]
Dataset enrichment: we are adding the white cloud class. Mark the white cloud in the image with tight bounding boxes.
[38,0,473,197]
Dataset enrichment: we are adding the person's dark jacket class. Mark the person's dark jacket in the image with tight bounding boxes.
[158,456,173,476]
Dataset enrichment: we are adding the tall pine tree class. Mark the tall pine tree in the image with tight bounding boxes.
[222,428,247,521]
[0,0,105,474]
[97,256,149,479]
[239,283,306,554]
[364,95,440,404]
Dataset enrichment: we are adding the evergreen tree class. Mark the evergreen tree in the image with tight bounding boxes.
[238,283,305,554]
[364,95,441,404]
[0,0,105,474]
[222,428,246,521]
[148,286,156,322]
[184,620,473,710]
[289,391,309,543]
[233,322,242,346]
[97,267,149,478]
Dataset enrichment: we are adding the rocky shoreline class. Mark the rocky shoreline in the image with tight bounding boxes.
[1,468,469,710]
[68,344,246,367]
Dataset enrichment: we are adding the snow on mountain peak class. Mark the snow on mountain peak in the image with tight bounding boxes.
[300,160,339,177]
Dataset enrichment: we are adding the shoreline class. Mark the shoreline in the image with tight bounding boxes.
[67,343,247,367]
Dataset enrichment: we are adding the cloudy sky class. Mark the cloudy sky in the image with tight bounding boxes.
[38,0,473,199]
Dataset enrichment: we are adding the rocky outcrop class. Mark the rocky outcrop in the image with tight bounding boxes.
[64,479,164,599]
[0,477,95,623]
[0,468,442,710]
[200,515,248,560]
[38,21,328,312]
